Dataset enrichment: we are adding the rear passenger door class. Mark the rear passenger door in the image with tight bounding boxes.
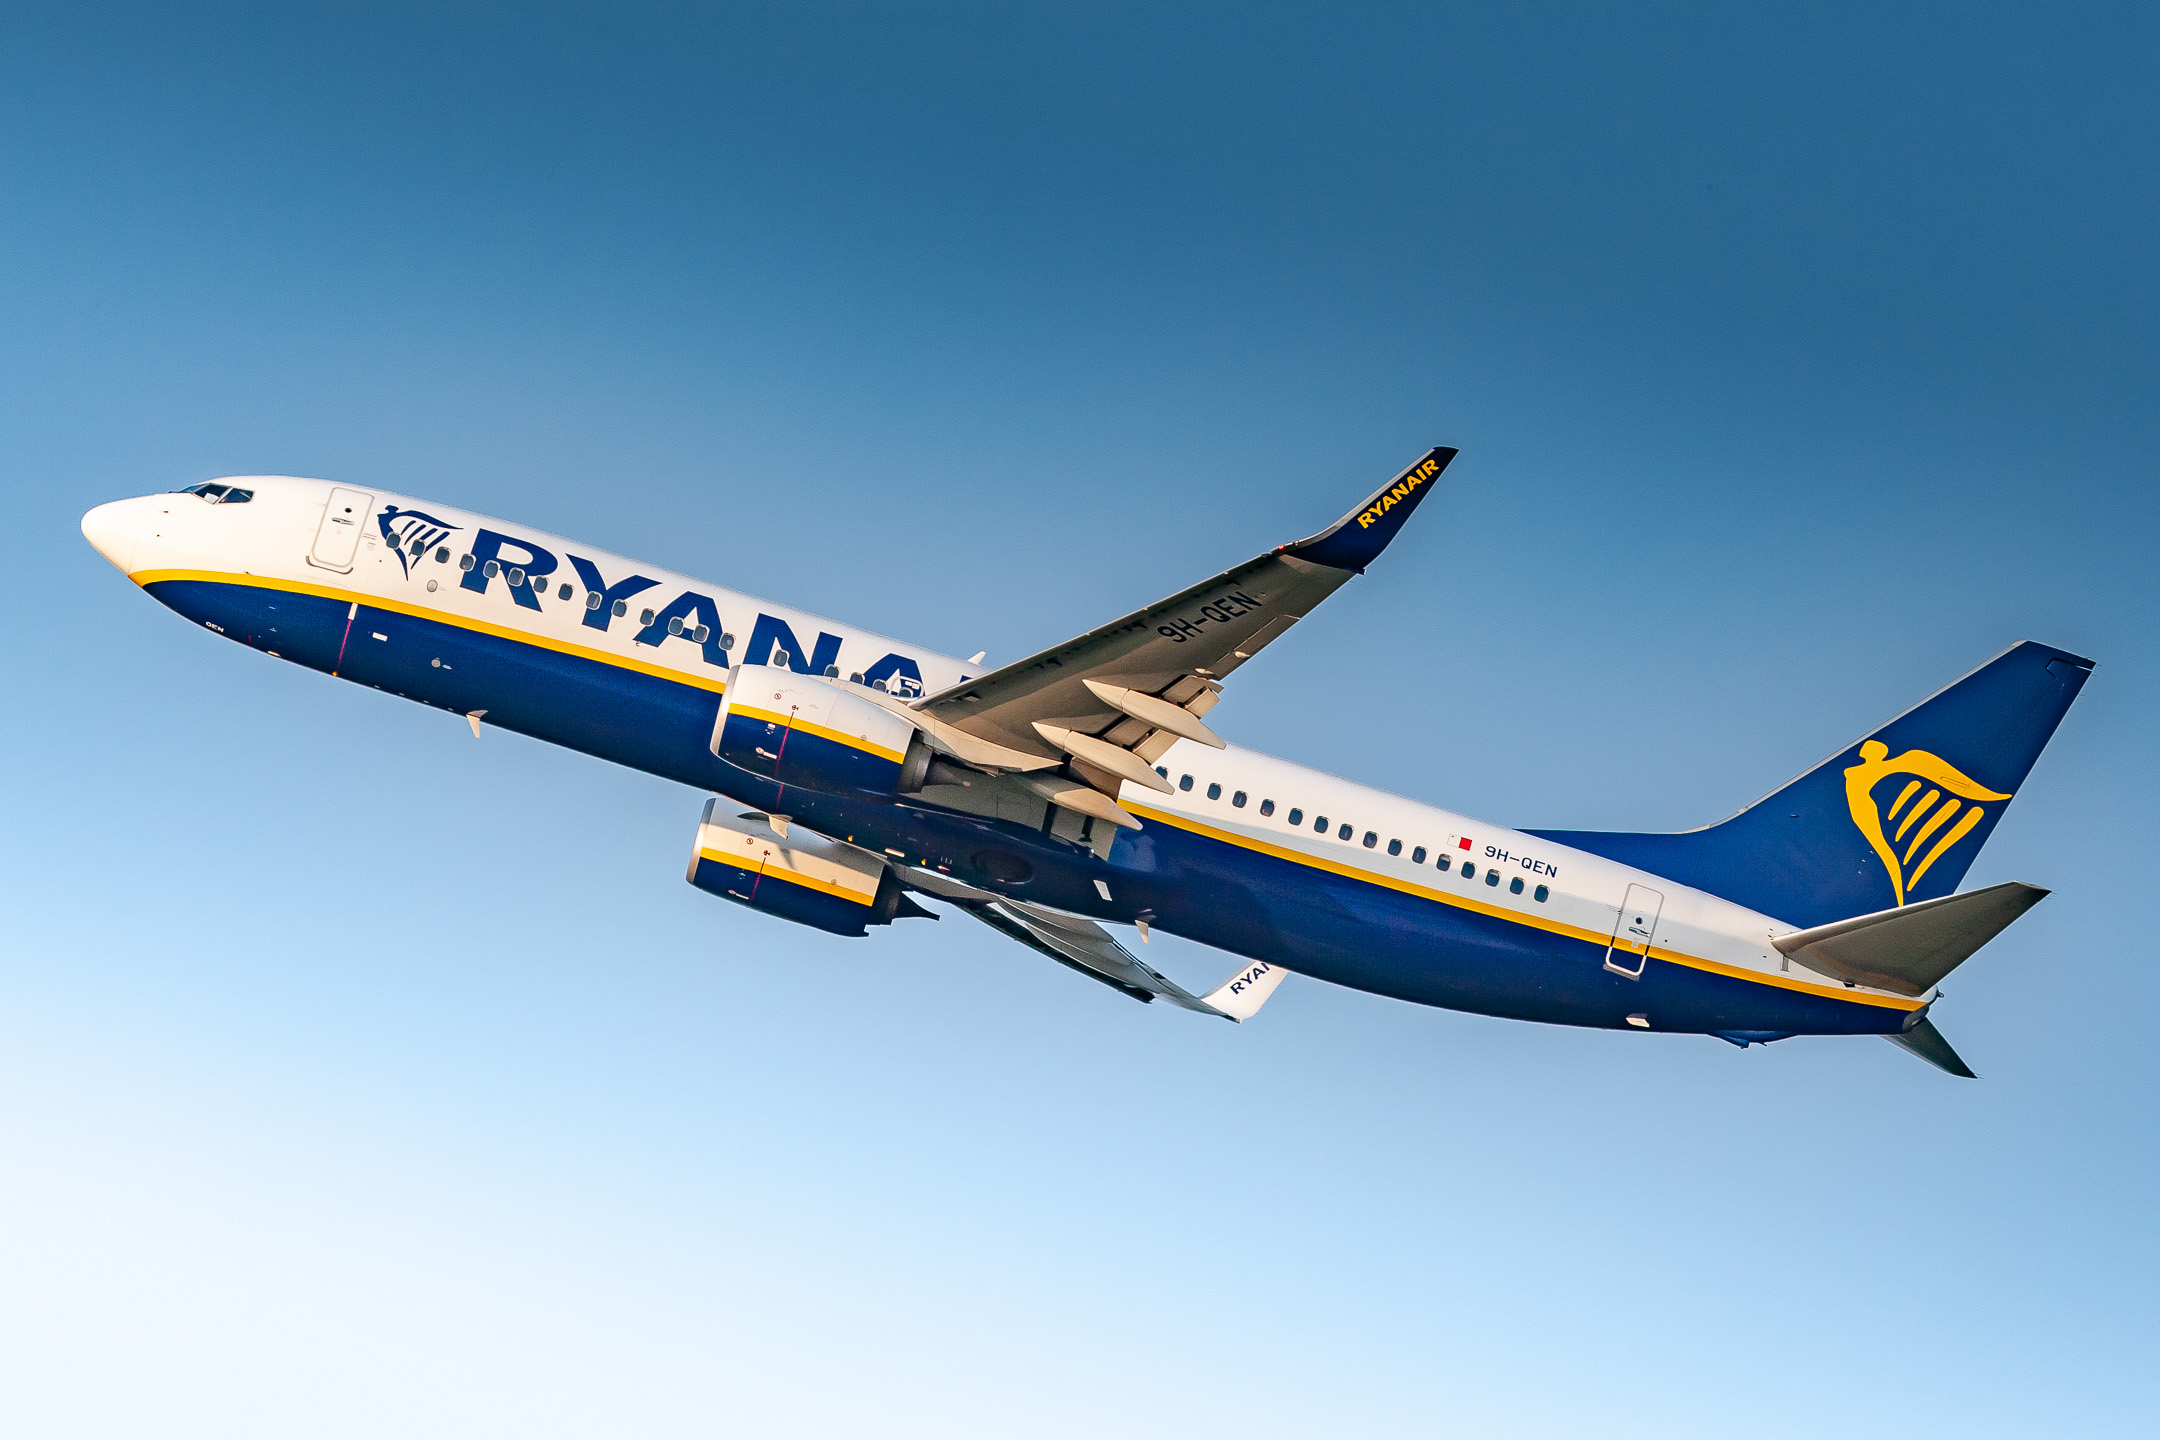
[309,487,374,572]
[1604,883,1663,979]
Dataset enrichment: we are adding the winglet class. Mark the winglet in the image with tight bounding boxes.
[1199,958,1289,1021]
[1282,446,1457,573]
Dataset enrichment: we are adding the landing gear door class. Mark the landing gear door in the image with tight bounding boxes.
[1604,883,1663,979]
[309,487,375,572]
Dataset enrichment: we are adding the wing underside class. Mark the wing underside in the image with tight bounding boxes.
[901,868,1287,1021]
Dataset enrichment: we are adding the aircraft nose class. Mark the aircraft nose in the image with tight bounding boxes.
[82,497,148,574]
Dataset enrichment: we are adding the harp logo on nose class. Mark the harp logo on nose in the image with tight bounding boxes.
[1844,741,2010,906]
[376,506,462,578]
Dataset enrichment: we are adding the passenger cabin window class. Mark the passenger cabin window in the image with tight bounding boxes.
[1461,860,1476,877]
[1286,808,1301,825]
[1534,884,1550,903]
[1338,823,1353,841]
[639,608,655,625]
[557,583,573,600]
[667,617,684,636]
[1259,800,1275,817]
[484,560,500,578]
[1206,783,1221,800]
[1179,774,1194,792]
[411,539,425,555]
[1232,791,1247,808]
[1362,831,1378,848]
[1485,869,1500,887]
[585,592,602,610]
[1314,815,1328,832]
[435,547,450,562]
[1387,839,1402,856]
[1156,767,1168,778]
[460,554,475,571]
[1411,846,1426,864]
[1510,876,1525,895]
[613,599,628,617]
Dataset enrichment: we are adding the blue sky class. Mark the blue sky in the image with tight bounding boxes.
[3,4,2154,1435]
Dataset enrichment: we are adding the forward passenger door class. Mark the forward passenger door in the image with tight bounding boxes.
[308,487,374,572]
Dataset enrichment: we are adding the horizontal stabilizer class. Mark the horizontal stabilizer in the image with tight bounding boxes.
[1773,881,2047,997]
[1883,1017,1977,1078]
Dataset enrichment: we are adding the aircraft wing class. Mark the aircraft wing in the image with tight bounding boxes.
[912,447,1455,809]
[902,869,1287,1021]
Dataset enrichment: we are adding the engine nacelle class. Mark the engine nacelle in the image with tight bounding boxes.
[711,660,932,799]
[686,800,934,938]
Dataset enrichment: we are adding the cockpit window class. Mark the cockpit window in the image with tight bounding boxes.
[177,482,250,504]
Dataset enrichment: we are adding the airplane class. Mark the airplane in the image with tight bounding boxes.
[80,450,2091,1075]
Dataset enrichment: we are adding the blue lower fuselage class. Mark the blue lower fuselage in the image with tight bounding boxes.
[150,575,1905,1040]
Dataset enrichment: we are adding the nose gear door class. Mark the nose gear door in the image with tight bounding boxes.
[1604,883,1663,979]
[309,487,374,572]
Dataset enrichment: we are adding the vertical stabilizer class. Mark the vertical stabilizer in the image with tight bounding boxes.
[1529,642,2092,928]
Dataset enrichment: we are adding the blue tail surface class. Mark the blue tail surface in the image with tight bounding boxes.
[1528,642,2093,928]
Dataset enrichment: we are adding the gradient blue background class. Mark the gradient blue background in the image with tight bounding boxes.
[3,5,2153,1435]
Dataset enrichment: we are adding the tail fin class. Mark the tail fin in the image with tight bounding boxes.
[1528,642,2093,928]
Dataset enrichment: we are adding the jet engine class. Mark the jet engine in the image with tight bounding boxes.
[686,800,935,938]
[710,660,936,799]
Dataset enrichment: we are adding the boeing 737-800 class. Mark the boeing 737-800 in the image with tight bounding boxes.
[80,450,2089,1074]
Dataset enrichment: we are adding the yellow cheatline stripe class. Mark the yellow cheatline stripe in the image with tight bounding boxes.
[728,702,909,764]
[697,849,877,904]
[132,568,730,696]
[1124,802,1921,1012]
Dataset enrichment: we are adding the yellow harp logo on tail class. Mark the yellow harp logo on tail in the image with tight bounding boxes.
[1843,741,2010,906]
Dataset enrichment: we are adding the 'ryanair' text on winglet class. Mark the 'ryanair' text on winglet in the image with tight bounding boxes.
[1281,446,1457,573]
